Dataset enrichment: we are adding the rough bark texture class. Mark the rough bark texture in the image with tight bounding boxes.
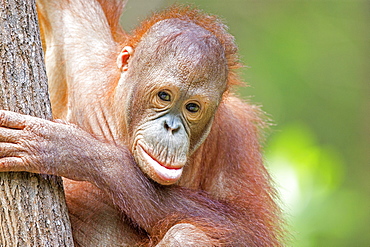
[0,0,74,246]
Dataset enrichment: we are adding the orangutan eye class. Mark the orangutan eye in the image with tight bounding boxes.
[186,103,200,113]
[158,91,171,101]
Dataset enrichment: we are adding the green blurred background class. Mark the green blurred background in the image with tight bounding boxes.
[121,0,369,246]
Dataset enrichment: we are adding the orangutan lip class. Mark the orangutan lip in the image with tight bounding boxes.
[136,144,183,183]
[137,144,182,170]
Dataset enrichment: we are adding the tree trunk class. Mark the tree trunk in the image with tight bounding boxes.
[0,0,74,246]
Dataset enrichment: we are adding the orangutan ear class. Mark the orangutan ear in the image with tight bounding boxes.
[117,46,133,71]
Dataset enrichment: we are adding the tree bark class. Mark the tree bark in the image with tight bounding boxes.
[0,0,74,246]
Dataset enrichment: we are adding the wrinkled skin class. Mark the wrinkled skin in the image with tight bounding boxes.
[122,19,227,184]
[0,111,112,181]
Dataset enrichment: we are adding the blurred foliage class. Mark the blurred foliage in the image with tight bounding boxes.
[267,123,368,246]
[122,0,369,246]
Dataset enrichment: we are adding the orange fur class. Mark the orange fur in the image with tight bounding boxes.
[37,0,285,245]
[95,0,128,44]
[199,96,283,245]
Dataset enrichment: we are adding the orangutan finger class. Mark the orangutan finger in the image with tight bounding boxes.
[0,127,22,143]
[0,110,35,130]
[0,143,25,157]
[0,157,26,172]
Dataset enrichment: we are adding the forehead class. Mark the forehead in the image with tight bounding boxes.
[131,18,228,93]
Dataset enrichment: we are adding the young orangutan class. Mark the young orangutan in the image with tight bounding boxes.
[0,0,284,246]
